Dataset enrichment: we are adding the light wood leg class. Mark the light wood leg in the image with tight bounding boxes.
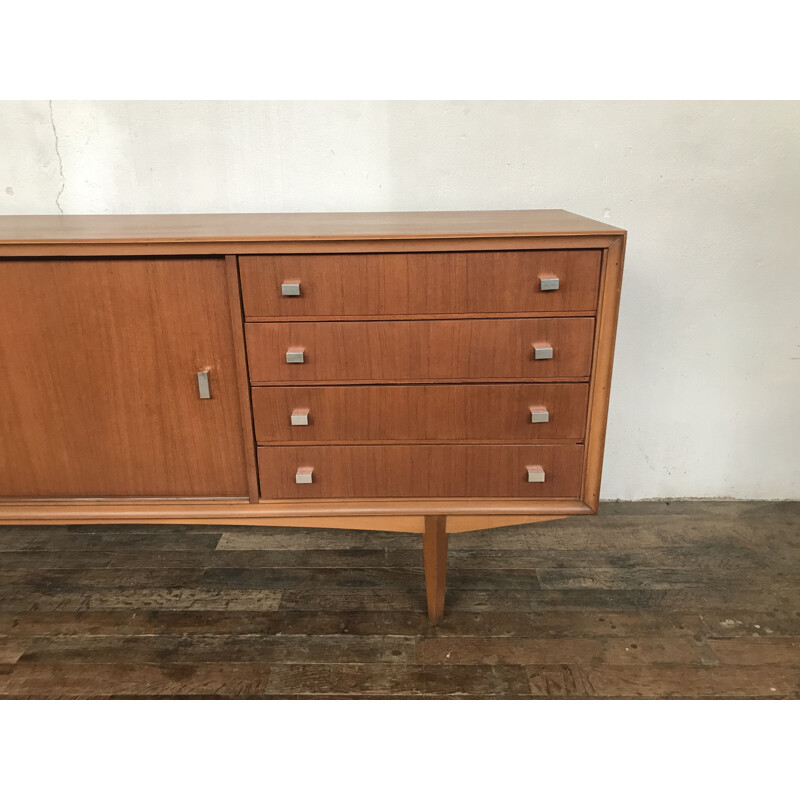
[423,514,448,624]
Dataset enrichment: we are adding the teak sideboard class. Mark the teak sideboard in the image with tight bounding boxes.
[0,210,626,622]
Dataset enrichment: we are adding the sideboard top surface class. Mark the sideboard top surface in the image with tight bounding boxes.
[0,209,625,245]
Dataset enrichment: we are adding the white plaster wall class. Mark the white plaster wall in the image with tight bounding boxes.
[1,100,799,499]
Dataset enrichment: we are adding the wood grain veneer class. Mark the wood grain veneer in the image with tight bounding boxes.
[257,444,585,499]
[240,249,601,318]
[251,383,589,443]
[582,236,626,511]
[246,318,595,384]
[0,498,593,523]
[225,256,260,503]
[0,210,624,245]
[0,258,249,498]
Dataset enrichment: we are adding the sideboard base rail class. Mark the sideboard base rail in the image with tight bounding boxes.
[0,502,573,624]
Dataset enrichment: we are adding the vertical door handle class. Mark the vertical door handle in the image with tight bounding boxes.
[197,369,211,399]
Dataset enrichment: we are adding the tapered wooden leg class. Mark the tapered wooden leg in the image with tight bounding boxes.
[423,515,448,624]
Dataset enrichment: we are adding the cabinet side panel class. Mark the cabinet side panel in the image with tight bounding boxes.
[0,258,249,498]
[582,236,626,510]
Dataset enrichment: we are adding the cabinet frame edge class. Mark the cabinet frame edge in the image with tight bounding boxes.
[581,233,626,511]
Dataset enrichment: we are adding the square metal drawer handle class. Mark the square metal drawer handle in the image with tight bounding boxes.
[527,465,546,483]
[529,405,550,424]
[533,343,554,360]
[285,347,305,364]
[290,408,310,426]
[281,281,301,296]
[539,276,560,292]
[295,466,314,484]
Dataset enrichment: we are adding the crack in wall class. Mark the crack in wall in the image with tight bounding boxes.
[48,100,65,214]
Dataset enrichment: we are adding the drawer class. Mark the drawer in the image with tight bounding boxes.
[257,444,584,499]
[246,318,595,383]
[239,250,601,318]
[252,383,589,443]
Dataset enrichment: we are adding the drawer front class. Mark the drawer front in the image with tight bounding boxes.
[240,250,601,318]
[246,318,594,383]
[257,444,584,499]
[252,383,589,443]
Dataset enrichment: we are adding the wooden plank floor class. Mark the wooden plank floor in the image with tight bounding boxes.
[1,501,798,699]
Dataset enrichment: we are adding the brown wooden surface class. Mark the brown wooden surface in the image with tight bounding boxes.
[257,444,584,499]
[240,249,601,318]
[423,516,448,624]
[582,235,626,511]
[222,515,428,533]
[446,515,566,533]
[0,235,623,259]
[0,210,624,245]
[246,318,595,384]
[225,256,260,503]
[0,498,593,523]
[0,259,249,498]
[252,383,589,444]
[0,210,625,533]
[0,501,797,698]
